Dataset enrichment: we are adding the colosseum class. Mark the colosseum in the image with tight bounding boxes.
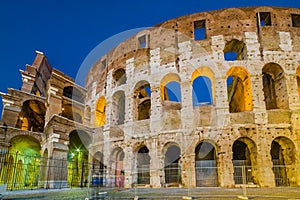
[0,6,300,190]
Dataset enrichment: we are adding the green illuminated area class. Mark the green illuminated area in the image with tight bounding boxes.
[1,135,41,190]
[67,130,91,187]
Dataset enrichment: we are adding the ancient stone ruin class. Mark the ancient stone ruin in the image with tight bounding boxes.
[0,6,300,189]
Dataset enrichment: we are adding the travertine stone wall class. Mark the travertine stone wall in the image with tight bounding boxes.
[85,7,300,188]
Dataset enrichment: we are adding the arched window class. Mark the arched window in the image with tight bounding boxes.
[160,73,181,102]
[223,39,247,61]
[95,96,106,126]
[134,81,151,121]
[192,67,215,106]
[112,91,125,125]
[61,104,83,123]
[112,68,127,87]
[226,67,252,113]
[63,86,85,104]
[16,100,46,132]
[262,63,288,110]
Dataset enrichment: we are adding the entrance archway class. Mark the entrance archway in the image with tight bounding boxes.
[195,142,218,187]
[232,138,257,185]
[164,144,181,185]
[1,135,41,190]
[137,146,150,184]
[68,130,91,187]
[271,137,296,186]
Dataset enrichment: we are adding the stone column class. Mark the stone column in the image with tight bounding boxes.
[150,85,162,134]
[46,137,69,189]
[250,74,268,124]
[45,86,62,123]
[180,80,194,130]
[254,130,275,187]
[180,152,195,188]
[149,48,163,135]
[149,137,161,188]
[217,134,235,187]
[215,77,230,127]
[123,146,135,188]
[286,73,300,110]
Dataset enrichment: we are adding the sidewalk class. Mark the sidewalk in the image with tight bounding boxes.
[1,187,300,199]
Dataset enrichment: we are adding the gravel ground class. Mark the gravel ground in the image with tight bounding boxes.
[1,187,300,200]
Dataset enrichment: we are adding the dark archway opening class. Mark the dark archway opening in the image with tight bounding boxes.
[195,142,218,187]
[164,145,181,185]
[232,140,253,184]
[137,146,150,184]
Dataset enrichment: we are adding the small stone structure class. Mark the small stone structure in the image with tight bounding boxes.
[0,6,300,189]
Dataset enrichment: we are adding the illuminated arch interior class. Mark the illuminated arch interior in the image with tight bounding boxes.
[95,96,106,126]
[226,66,253,113]
[16,100,46,132]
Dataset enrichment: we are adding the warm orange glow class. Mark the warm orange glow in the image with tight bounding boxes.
[95,96,106,126]
[226,66,253,111]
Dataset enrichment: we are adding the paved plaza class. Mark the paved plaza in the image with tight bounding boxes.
[1,187,300,199]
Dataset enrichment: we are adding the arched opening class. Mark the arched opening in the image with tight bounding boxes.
[192,76,213,106]
[68,130,91,187]
[61,104,83,123]
[137,146,150,184]
[16,100,46,132]
[134,81,151,121]
[262,63,288,110]
[223,39,247,61]
[113,148,125,188]
[232,138,257,185]
[112,91,125,125]
[271,137,296,186]
[195,142,218,187]
[192,67,215,106]
[95,96,106,126]
[160,73,181,102]
[63,86,85,104]
[226,67,253,113]
[164,144,181,185]
[2,135,41,190]
[112,68,127,87]
[91,151,105,187]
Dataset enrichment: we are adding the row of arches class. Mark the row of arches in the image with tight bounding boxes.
[97,136,296,187]
[93,62,295,126]
[15,85,85,132]
[0,130,296,189]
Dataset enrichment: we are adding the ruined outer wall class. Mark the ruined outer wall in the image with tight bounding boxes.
[85,7,300,188]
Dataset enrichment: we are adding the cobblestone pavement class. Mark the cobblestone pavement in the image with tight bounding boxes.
[1,187,300,200]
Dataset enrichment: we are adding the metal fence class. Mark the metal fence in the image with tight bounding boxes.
[0,151,298,191]
[0,151,106,191]
[195,160,218,187]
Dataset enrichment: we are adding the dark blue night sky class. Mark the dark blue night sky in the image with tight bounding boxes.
[0,0,299,119]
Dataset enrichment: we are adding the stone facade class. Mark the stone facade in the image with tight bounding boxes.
[1,6,300,189]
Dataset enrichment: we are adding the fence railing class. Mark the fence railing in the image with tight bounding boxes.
[0,151,299,191]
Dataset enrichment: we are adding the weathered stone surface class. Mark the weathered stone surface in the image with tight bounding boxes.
[1,6,300,189]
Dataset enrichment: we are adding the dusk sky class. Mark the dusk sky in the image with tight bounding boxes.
[0,0,300,118]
